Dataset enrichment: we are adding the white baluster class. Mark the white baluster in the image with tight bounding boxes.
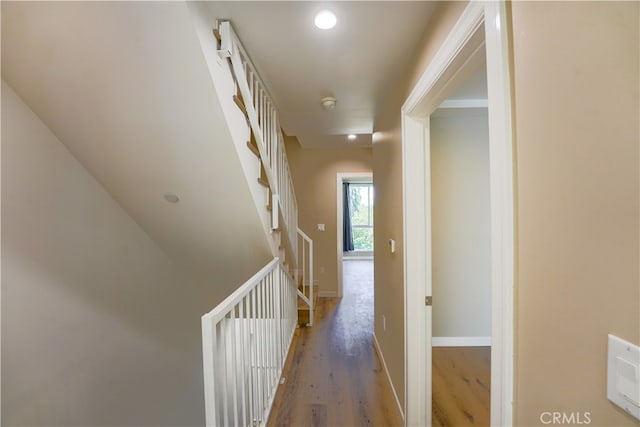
[222,319,230,426]
[251,287,258,424]
[230,309,239,425]
[238,301,247,427]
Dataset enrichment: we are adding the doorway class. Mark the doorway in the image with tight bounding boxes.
[336,172,373,297]
[430,60,492,426]
[401,3,514,426]
[343,181,374,258]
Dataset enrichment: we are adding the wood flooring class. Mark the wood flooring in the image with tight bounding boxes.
[267,259,490,427]
[268,260,403,427]
[432,346,491,426]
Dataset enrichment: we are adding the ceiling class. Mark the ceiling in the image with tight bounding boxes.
[205,1,437,149]
[0,1,486,293]
[446,61,488,102]
[433,55,488,118]
[1,1,273,288]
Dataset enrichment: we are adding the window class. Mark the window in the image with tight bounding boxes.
[349,183,374,251]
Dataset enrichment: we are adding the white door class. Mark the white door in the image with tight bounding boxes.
[402,115,432,426]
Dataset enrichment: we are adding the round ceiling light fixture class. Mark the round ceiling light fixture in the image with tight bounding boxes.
[164,192,180,203]
[321,96,337,110]
[348,134,357,141]
[314,10,337,30]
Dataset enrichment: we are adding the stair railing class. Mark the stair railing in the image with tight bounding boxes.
[217,20,298,261]
[202,258,298,427]
[296,228,314,326]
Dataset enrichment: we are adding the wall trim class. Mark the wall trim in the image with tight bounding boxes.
[373,333,405,422]
[432,336,492,347]
[402,3,485,115]
[317,290,338,298]
[343,254,374,260]
[438,98,488,109]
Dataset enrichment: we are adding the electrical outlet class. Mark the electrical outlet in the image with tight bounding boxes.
[319,267,325,274]
[382,315,386,331]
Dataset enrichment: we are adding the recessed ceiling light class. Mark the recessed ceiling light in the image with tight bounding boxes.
[314,10,337,30]
[164,192,180,203]
[348,134,357,140]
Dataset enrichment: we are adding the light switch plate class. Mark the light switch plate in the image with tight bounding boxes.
[607,334,640,421]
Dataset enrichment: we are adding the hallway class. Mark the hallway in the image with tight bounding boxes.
[268,260,402,426]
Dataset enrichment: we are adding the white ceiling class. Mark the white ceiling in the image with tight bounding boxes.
[446,61,488,101]
[205,1,437,149]
[433,56,488,118]
[1,1,273,287]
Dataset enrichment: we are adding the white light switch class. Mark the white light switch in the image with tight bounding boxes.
[317,224,325,231]
[389,239,395,253]
[607,334,640,421]
[617,356,639,406]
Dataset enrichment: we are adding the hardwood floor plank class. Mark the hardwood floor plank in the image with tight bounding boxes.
[432,346,491,426]
[310,404,327,427]
[268,260,403,427]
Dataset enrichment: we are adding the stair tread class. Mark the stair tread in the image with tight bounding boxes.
[258,164,271,188]
[233,94,248,117]
[246,140,260,158]
[297,288,316,326]
[298,309,311,326]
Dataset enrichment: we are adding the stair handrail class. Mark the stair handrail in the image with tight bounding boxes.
[202,257,298,426]
[296,227,314,326]
[217,20,298,262]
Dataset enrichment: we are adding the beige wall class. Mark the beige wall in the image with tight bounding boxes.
[372,0,469,411]
[431,110,491,340]
[1,81,217,425]
[285,136,372,296]
[512,2,639,425]
[375,0,639,423]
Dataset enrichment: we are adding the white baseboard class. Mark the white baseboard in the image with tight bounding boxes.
[317,290,337,297]
[343,254,374,260]
[432,336,491,347]
[373,333,404,422]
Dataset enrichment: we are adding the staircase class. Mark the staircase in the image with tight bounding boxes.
[297,285,317,326]
[201,19,314,427]
[216,20,314,325]
[243,101,315,328]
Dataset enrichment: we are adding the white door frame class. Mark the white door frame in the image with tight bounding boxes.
[336,172,373,297]
[401,2,514,426]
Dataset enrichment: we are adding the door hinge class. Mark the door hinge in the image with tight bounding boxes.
[425,296,432,306]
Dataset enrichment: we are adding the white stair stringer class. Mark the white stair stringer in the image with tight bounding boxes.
[187,2,282,260]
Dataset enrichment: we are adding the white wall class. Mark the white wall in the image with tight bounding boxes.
[430,109,491,340]
[1,81,217,425]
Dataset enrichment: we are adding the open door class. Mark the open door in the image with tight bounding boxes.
[402,115,433,425]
